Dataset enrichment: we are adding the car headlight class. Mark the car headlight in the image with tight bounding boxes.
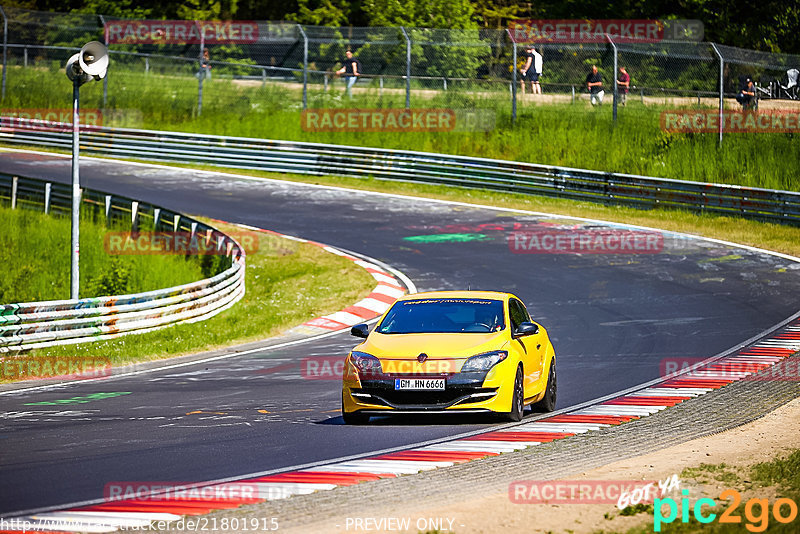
[350,351,383,377]
[461,350,508,372]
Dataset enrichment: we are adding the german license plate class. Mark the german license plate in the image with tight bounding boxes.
[394,378,445,390]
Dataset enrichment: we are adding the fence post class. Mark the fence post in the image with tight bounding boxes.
[711,43,724,146]
[145,55,149,74]
[506,29,517,124]
[0,6,7,101]
[607,34,618,122]
[23,46,27,67]
[197,21,205,116]
[297,24,308,110]
[400,27,411,109]
[99,15,108,107]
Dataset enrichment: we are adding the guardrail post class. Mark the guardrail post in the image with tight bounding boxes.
[507,29,517,124]
[131,200,139,231]
[173,214,180,232]
[104,194,112,220]
[10,175,17,209]
[400,27,411,109]
[0,6,8,101]
[297,24,308,110]
[711,43,724,146]
[44,182,51,214]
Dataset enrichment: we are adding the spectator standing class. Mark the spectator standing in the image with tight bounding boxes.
[519,47,535,95]
[531,46,543,94]
[586,65,604,106]
[199,48,211,80]
[336,50,361,98]
[617,66,630,106]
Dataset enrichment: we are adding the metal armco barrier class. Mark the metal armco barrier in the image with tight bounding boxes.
[1,120,800,224]
[0,174,246,352]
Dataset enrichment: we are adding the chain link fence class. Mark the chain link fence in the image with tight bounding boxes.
[0,6,799,140]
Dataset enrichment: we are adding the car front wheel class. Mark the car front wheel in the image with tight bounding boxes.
[533,358,557,412]
[503,366,525,422]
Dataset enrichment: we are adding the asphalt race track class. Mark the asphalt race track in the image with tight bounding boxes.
[2,151,800,515]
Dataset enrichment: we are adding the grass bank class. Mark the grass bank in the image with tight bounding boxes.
[0,205,207,303]
[5,65,799,191]
[18,219,376,368]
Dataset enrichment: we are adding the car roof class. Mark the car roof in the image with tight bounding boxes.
[396,290,515,302]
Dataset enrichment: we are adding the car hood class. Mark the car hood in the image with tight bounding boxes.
[360,331,507,359]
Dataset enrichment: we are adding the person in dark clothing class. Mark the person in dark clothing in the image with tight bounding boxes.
[335,50,361,98]
[617,66,630,106]
[586,65,604,106]
[736,78,757,110]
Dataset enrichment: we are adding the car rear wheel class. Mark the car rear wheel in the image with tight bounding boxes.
[342,392,370,424]
[503,366,525,422]
[533,358,557,412]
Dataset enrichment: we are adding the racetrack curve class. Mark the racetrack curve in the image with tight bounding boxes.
[2,150,800,516]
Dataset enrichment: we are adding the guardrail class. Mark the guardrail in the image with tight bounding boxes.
[1,120,799,225]
[0,173,246,352]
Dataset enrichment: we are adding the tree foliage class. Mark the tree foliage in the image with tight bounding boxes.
[1,0,799,53]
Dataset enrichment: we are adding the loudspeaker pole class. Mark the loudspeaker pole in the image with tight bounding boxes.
[65,41,109,300]
[70,77,81,299]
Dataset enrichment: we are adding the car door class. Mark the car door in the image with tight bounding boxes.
[508,298,544,398]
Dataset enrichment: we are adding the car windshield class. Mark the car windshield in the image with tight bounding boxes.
[376,298,505,334]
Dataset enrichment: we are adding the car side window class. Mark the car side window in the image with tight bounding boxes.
[508,299,530,331]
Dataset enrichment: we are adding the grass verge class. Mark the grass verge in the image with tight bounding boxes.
[3,219,376,378]
[0,205,207,303]
[4,64,800,191]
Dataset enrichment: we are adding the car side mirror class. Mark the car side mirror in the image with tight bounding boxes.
[515,322,539,337]
[351,323,370,338]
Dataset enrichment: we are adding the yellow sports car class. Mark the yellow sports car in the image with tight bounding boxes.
[341,290,556,424]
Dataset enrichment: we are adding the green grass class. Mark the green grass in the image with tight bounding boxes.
[18,220,376,367]
[0,205,206,303]
[5,64,800,191]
